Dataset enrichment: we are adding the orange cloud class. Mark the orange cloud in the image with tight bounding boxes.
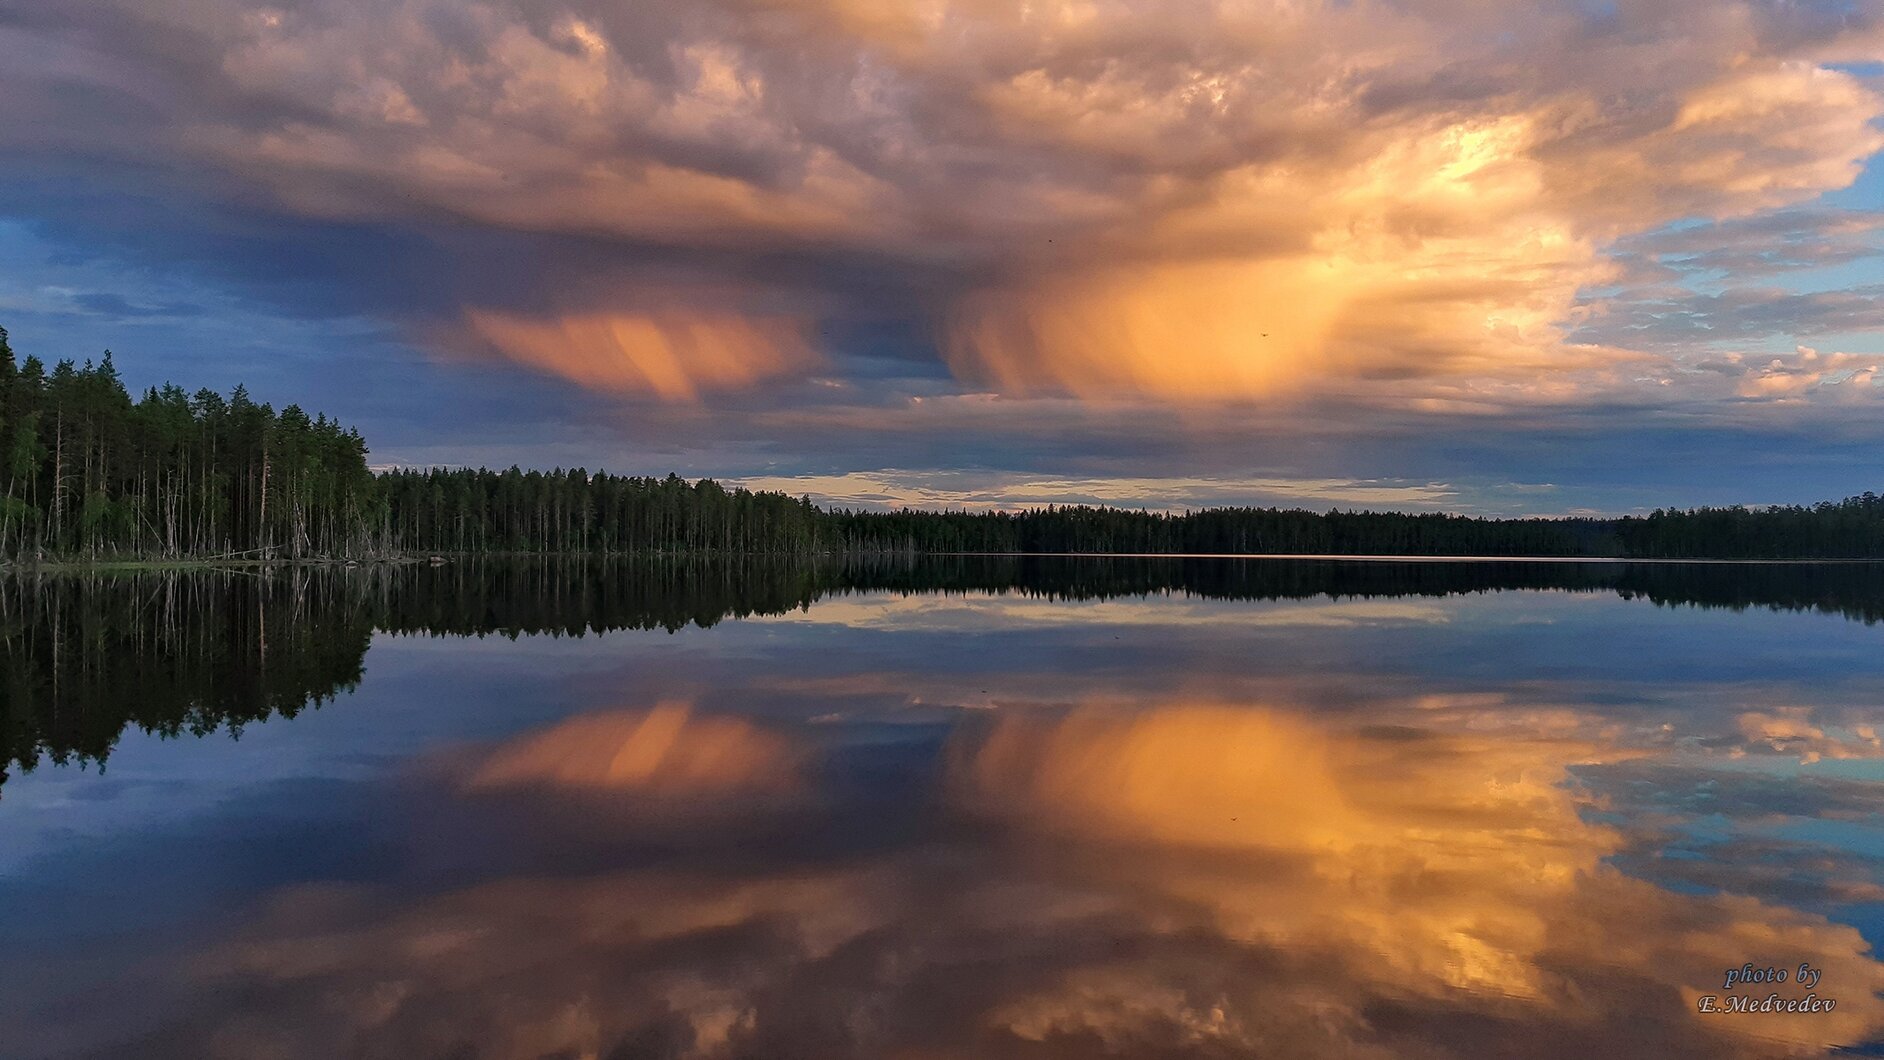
[464,309,820,400]
[1732,347,1882,401]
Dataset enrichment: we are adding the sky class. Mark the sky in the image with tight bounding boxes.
[1,0,1882,515]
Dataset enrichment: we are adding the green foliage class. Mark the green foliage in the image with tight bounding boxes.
[376,467,827,555]
[0,328,376,560]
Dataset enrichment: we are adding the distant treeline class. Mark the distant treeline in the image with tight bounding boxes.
[3,329,1883,561]
[823,496,1884,558]
[821,506,1619,556]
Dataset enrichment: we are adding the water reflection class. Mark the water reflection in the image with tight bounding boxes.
[0,571,372,791]
[64,694,1883,1058]
[467,702,805,796]
[955,704,1883,1052]
[8,556,1884,795]
[5,559,1884,1058]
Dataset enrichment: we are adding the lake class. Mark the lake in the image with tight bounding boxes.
[4,557,1884,1058]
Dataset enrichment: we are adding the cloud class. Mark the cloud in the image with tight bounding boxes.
[1673,345,1882,402]
[4,0,1881,411]
[1612,209,1884,279]
[732,469,1461,511]
[463,308,821,399]
[68,291,205,319]
[1591,286,1884,349]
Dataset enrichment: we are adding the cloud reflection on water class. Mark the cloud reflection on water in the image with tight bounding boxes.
[467,701,804,796]
[102,692,1884,1059]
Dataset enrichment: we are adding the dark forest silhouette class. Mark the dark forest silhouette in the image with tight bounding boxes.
[0,328,374,559]
[4,328,1883,561]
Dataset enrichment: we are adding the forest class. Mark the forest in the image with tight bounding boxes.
[0,328,375,559]
[3,328,1883,562]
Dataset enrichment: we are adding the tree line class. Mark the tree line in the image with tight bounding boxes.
[1,327,375,559]
[375,467,828,556]
[820,506,1620,557]
[2,328,1882,561]
[1612,495,1884,559]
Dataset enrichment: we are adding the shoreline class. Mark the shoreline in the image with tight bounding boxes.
[7,551,1884,573]
[931,552,1884,565]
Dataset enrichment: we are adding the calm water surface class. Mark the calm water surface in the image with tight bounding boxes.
[4,558,1884,1058]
